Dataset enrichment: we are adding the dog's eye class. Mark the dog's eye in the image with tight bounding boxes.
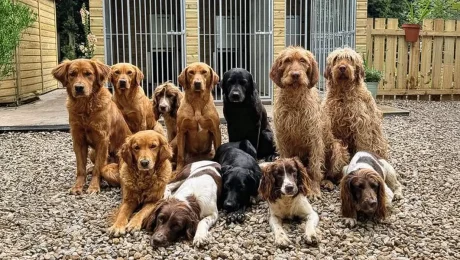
[299,58,307,63]
[69,72,77,77]
[358,183,365,189]
[84,72,92,77]
[241,79,248,84]
[127,71,133,75]
[188,70,195,75]
[150,144,157,149]
[114,70,120,75]
[166,94,173,98]
[370,183,378,189]
[284,58,291,63]
[201,70,207,74]
[133,145,140,151]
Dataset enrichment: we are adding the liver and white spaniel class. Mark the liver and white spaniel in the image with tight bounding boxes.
[341,151,403,227]
[145,161,221,247]
[259,157,319,247]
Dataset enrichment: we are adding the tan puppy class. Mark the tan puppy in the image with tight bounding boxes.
[108,130,172,236]
[175,62,221,172]
[52,59,131,195]
[110,63,164,135]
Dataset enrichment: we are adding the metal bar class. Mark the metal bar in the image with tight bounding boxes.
[239,0,242,67]
[114,0,119,63]
[133,0,138,68]
[165,0,170,83]
[121,0,125,61]
[219,1,223,100]
[127,0,132,63]
[244,0,247,69]
[145,0,150,96]
[154,0,159,89]
[175,0,179,83]
[159,0,164,83]
[138,0,143,85]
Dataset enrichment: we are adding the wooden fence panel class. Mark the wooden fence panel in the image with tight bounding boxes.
[367,18,460,96]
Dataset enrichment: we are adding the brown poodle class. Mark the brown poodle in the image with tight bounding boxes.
[323,47,389,159]
[270,46,349,197]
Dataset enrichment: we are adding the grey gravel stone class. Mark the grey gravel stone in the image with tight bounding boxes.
[1,100,460,259]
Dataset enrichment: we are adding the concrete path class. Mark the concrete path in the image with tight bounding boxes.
[0,89,409,132]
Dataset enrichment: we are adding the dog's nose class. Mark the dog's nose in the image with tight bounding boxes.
[194,81,202,89]
[75,85,84,93]
[284,184,294,193]
[339,65,347,72]
[140,160,150,168]
[223,201,236,211]
[291,71,300,79]
[159,104,167,111]
[367,199,377,208]
[231,92,240,99]
[151,234,166,247]
[119,79,127,88]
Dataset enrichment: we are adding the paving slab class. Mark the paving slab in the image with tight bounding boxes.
[0,89,409,132]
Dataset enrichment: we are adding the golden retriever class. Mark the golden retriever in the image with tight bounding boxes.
[175,62,221,172]
[108,130,172,236]
[52,59,131,195]
[110,63,165,135]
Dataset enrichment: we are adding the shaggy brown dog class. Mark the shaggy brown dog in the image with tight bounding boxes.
[52,59,131,195]
[270,46,349,197]
[153,82,183,143]
[108,130,172,236]
[175,62,221,172]
[323,47,389,159]
[110,63,164,135]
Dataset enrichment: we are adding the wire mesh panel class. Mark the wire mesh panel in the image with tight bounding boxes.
[285,0,310,48]
[310,0,356,91]
[198,0,274,103]
[103,0,187,97]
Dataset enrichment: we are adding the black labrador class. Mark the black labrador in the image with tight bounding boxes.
[214,140,261,223]
[221,68,277,161]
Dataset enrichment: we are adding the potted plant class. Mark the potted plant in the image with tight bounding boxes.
[401,0,432,42]
[364,60,382,100]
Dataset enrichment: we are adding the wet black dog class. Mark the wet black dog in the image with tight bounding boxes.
[214,141,261,223]
[221,68,277,161]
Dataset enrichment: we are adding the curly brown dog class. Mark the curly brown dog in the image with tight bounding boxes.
[270,46,349,197]
[175,62,221,172]
[108,130,172,237]
[52,59,131,195]
[110,63,164,135]
[323,48,389,159]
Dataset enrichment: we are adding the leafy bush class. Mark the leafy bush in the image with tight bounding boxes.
[0,0,36,79]
[404,0,432,24]
[363,59,383,83]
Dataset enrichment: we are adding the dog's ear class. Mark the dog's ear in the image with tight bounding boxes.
[324,62,332,80]
[221,165,232,174]
[134,65,144,87]
[307,52,319,89]
[258,164,276,202]
[355,63,365,82]
[185,214,199,240]
[293,157,313,196]
[171,90,181,118]
[143,199,166,230]
[340,174,357,219]
[270,58,284,88]
[52,60,71,85]
[208,66,220,89]
[120,136,134,167]
[156,136,173,167]
[108,65,117,86]
[178,67,188,89]
[374,175,387,220]
[91,59,111,87]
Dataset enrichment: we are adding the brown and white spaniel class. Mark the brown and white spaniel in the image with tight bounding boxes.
[259,158,319,247]
[340,151,403,227]
[145,161,221,247]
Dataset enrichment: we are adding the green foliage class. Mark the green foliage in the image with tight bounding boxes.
[368,0,408,21]
[425,0,460,20]
[56,0,88,60]
[78,3,96,58]
[0,0,36,79]
[363,59,383,83]
[404,0,432,24]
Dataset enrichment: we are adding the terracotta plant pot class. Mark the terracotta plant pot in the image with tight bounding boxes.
[402,24,421,42]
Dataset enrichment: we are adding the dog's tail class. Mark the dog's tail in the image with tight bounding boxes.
[101,163,121,187]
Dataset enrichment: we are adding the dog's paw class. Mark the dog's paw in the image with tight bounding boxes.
[69,185,84,195]
[307,193,321,201]
[86,185,100,194]
[321,180,335,191]
[274,232,291,247]
[126,219,142,234]
[108,225,126,237]
[393,192,403,201]
[303,230,318,245]
[192,232,209,247]
[226,212,245,224]
[344,218,357,228]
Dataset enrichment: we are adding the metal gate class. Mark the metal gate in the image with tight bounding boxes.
[103,0,187,97]
[285,0,356,91]
[198,0,274,102]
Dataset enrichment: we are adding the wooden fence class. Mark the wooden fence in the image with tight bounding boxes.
[366,18,460,97]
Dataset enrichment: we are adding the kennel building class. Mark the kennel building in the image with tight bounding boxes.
[90,0,368,102]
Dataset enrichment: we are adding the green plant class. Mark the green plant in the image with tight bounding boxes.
[0,0,36,79]
[78,3,96,58]
[363,59,383,83]
[404,0,432,24]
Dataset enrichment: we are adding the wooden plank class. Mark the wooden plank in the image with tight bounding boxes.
[20,63,42,71]
[432,19,444,89]
[366,18,374,67]
[455,21,460,89]
[0,80,16,89]
[371,29,460,37]
[378,89,460,95]
[18,0,38,8]
[373,18,386,89]
[384,19,398,90]
[420,19,433,89]
[397,34,409,89]
[0,88,16,98]
[20,69,42,79]
[408,37,420,89]
[20,76,42,86]
[442,20,456,90]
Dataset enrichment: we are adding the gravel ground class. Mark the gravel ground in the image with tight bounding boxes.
[1,100,460,260]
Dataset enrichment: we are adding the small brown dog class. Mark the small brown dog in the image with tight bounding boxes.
[153,82,183,143]
[110,63,164,135]
[270,47,349,197]
[323,48,389,158]
[108,130,173,236]
[175,62,221,171]
[52,59,131,195]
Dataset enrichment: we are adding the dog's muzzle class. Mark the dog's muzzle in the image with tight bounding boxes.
[119,79,127,89]
[74,84,85,94]
[193,81,202,91]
